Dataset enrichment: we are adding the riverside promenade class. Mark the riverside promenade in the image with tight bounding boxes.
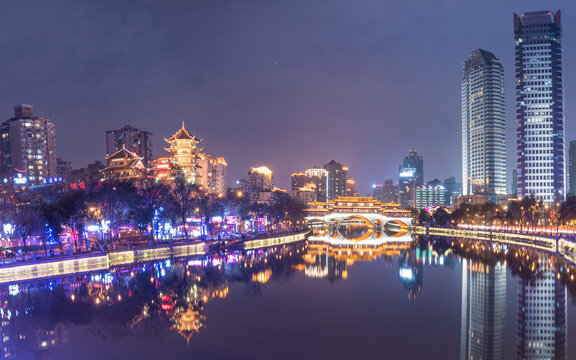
[0,230,309,284]
[411,225,576,264]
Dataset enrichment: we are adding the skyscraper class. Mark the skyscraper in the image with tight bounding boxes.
[0,105,57,184]
[461,49,506,198]
[324,160,348,200]
[398,149,423,208]
[568,140,576,196]
[304,167,328,202]
[514,10,565,203]
[460,259,506,360]
[106,124,153,166]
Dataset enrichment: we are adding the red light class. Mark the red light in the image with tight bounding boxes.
[161,304,173,311]
[161,295,171,302]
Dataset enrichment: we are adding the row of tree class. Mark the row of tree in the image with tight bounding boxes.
[4,175,306,255]
[415,195,576,234]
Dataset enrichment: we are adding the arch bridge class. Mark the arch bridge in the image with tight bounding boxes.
[304,197,413,241]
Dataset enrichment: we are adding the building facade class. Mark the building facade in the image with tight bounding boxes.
[462,49,506,198]
[514,10,565,203]
[164,122,202,183]
[398,149,423,208]
[0,105,57,185]
[248,166,273,194]
[106,125,153,166]
[569,140,576,196]
[305,168,328,202]
[197,154,227,195]
[324,160,348,201]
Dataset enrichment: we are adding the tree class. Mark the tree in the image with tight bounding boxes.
[92,181,139,245]
[13,206,44,254]
[134,173,171,245]
[171,177,201,241]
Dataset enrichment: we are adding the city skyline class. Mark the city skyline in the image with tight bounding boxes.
[1,1,576,193]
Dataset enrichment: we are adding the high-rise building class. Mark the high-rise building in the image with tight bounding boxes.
[304,168,328,202]
[514,10,565,203]
[460,259,506,360]
[382,179,397,203]
[291,172,307,190]
[106,125,153,166]
[462,49,506,197]
[517,264,566,359]
[398,149,423,208]
[444,176,462,204]
[414,183,448,210]
[197,154,227,195]
[0,105,57,184]
[248,166,273,193]
[324,160,348,200]
[346,179,358,197]
[511,170,518,196]
[56,158,72,180]
[569,140,576,196]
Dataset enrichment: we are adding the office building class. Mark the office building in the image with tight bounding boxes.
[462,49,506,197]
[106,125,153,166]
[0,105,57,184]
[514,10,565,203]
[398,149,423,208]
[414,183,448,210]
[444,177,462,204]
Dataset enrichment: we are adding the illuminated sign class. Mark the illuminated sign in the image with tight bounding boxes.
[13,174,27,184]
[399,170,415,178]
[156,163,170,170]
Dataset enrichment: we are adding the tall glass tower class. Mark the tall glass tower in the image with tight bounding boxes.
[514,10,565,203]
[462,49,507,197]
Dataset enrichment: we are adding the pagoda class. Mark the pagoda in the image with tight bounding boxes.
[101,145,145,180]
[164,121,202,183]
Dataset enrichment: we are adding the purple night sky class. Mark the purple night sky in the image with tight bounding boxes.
[0,0,574,193]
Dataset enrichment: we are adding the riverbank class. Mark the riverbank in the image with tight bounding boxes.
[0,230,309,284]
[411,225,576,264]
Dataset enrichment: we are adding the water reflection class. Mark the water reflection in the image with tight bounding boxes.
[0,227,574,359]
[0,244,306,359]
[517,259,567,360]
[460,259,506,360]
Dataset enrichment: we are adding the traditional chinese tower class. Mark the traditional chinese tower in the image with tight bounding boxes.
[164,121,202,183]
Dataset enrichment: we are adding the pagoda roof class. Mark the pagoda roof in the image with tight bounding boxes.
[105,145,143,161]
[165,121,202,143]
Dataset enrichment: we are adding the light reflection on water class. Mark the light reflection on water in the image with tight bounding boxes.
[0,225,573,360]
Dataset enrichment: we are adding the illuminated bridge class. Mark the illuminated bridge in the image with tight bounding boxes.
[305,197,413,244]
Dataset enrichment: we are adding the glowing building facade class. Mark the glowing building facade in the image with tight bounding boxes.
[0,105,57,184]
[164,121,202,183]
[462,49,506,197]
[514,10,565,203]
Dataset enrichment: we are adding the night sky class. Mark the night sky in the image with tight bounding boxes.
[0,0,574,194]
